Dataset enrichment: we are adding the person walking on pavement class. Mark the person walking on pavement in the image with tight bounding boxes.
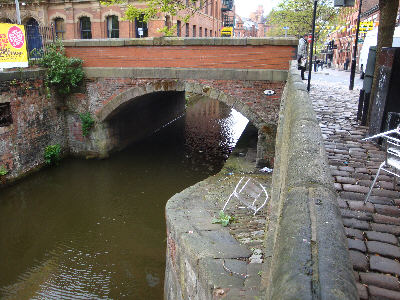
[314,56,318,72]
[297,34,308,80]
[344,56,350,70]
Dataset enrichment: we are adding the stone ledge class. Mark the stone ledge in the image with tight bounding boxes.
[83,67,288,82]
[0,68,46,82]
[63,37,298,47]
[165,173,269,300]
[262,61,358,299]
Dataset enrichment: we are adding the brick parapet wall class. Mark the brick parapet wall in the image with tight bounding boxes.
[64,37,297,70]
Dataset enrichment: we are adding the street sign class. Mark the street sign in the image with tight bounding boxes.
[283,26,289,30]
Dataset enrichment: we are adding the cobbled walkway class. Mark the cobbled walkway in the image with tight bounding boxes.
[309,70,400,300]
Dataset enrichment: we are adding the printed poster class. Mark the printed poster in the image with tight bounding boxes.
[0,23,28,68]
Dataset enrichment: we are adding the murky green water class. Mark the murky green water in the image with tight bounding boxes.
[0,97,248,299]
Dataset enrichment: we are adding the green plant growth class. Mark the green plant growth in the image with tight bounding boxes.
[38,40,84,97]
[44,144,62,165]
[267,0,338,47]
[212,210,235,227]
[79,112,95,137]
[0,165,8,176]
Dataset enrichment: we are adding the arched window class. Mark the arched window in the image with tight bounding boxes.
[79,16,92,39]
[25,18,42,57]
[0,18,13,24]
[54,18,65,40]
[165,15,171,31]
[107,15,119,38]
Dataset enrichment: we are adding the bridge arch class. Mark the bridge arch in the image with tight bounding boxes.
[91,79,273,166]
[97,80,263,127]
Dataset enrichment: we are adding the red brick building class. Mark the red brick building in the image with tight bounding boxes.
[329,0,400,70]
[234,5,266,37]
[0,0,224,40]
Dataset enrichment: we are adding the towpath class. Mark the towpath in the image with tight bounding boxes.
[310,68,400,299]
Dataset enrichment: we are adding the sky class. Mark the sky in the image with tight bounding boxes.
[234,0,279,18]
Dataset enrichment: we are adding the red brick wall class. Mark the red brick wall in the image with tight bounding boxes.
[65,45,295,70]
[0,77,66,182]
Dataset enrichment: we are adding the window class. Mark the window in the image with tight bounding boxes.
[205,1,208,14]
[193,25,196,37]
[0,103,12,127]
[205,28,207,37]
[80,17,92,39]
[54,18,65,40]
[185,23,189,37]
[135,14,148,37]
[199,26,202,37]
[177,20,181,37]
[210,29,212,37]
[165,15,172,31]
[107,15,119,38]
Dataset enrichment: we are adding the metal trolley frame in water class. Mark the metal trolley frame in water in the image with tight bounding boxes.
[363,126,400,203]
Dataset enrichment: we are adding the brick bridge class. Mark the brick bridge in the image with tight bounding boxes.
[63,37,297,166]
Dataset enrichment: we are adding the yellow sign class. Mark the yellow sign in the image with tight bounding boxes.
[0,23,28,68]
[221,27,233,37]
[359,21,373,33]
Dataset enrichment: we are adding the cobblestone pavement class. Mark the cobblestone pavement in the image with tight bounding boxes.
[310,69,400,300]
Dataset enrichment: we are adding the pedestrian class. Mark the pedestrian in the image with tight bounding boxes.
[327,58,331,68]
[344,57,350,71]
[319,60,324,70]
[297,34,308,80]
[314,56,317,72]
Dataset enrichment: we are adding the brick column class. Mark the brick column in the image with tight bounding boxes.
[92,5,102,38]
[65,3,75,40]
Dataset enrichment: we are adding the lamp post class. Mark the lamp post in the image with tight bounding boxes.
[349,0,363,90]
[15,0,21,24]
[307,0,318,92]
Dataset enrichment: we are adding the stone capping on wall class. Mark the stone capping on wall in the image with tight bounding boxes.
[63,37,298,47]
[0,69,46,82]
[261,61,358,299]
[83,67,288,82]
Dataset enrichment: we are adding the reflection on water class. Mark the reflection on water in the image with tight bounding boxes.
[0,97,248,299]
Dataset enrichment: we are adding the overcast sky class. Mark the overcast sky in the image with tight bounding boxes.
[234,0,279,18]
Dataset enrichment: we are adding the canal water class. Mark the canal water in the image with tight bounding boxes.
[0,96,249,299]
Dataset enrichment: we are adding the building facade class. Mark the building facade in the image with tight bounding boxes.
[328,0,400,70]
[0,0,224,40]
[234,5,266,37]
